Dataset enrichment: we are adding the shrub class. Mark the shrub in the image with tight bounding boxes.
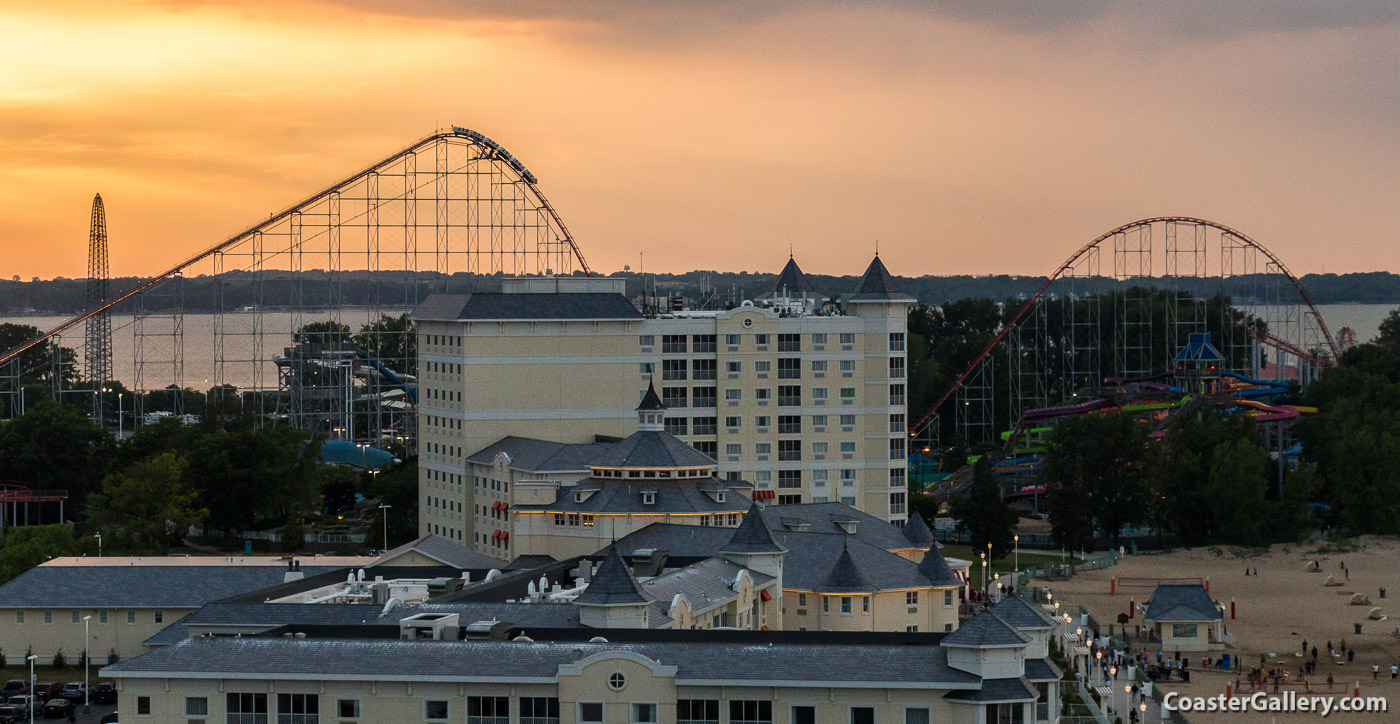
[52,648,65,668]
[108,648,119,665]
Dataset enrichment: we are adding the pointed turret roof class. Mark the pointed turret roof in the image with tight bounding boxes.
[720,502,787,555]
[849,254,914,302]
[990,595,1055,630]
[941,609,1032,648]
[574,546,652,606]
[772,256,815,296]
[637,379,665,411]
[902,514,935,548]
[917,544,964,588]
[815,540,876,593]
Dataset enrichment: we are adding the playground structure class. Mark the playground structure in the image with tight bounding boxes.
[0,127,593,454]
[911,217,1338,453]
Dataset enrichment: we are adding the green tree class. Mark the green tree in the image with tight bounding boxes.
[358,458,419,550]
[1204,438,1271,545]
[280,514,306,553]
[1042,412,1149,553]
[354,313,417,376]
[949,457,1018,559]
[87,453,208,554]
[1377,307,1400,347]
[183,427,324,532]
[296,320,351,346]
[0,524,81,584]
[0,401,112,509]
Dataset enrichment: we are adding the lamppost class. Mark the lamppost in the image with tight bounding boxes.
[82,615,91,713]
[26,654,37,724]
[94,532,101,558]
[1014,534,1020,576]
[979,552,987,599]
[378,504,391,552]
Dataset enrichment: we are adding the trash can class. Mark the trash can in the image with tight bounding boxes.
[1354,623,1363,635]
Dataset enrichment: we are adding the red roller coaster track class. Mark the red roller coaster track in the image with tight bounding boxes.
[0,127,593,368]
[909,216,1339,438]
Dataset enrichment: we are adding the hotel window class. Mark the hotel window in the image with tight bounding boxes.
[797,593,808,609]
[778,494,802,505]
[840,441,856,455]
[730,702,773,724]
[725,334,742,347]
[812,387,828,403]
[778,333,801,352]
[662,387,687,408]
[778,470,803,489]
[945,589,955,606]
[755,415,771,428]
[889,357,906,379]
[811,360,827,374]
[755,334,770,347]
[633,704,658,724]
[70,610,79,624]
[811,333,827,345]
[755,360,771,376]
[905,709,930,724]
[43,611,52,624]
[841,597,852,614]
[227,692,268,724]
[468,697,510,724]
[890,492,907,515]
[889,332,905,351]
[186,696,209,718]
[840,359,856,373]
[579,704,604,724]
[665,417,688,435]
[793,707,816,724]
[890,384,906,406]
[99,610,108,624]
[677,700,719,724]
[137,696,152,715]
[863,596,871,612]
[568,513,581,526]
[726,443,743,457]
[890,413,905,433]
[693,359,717,380]
[336,700,361,720]
[840,414,856,427]
[778,358,801,379]
[850,708,875,724]
[778,385,802,406]
[692,334,716,353]
[812,442,828,457]
[520,698,560,724]
[663,359,688,381]
[986,704,1025,724]
[840,332,856,345]
[778,440,802,461]
[725,415,742,429]
[754,470,772,485]
[424,700,450,722]
[693,416,717,434]
[127,610,136,624]
[778,415,802,434]
[639,361,655,375]
[154,609,164,623]
[693,387,717,408]
[13,611,21,624]
[582,514,595,527]
[841,469,857,484]
[812,414,828,428]
[276,693,318,724]
[662,334,687,353]
[890,468,905,487]
[755,388,771,402]
[726,360,742,374]
[840,387,857,403]
[812,469,829,485]
[907,591,919,606]
[889,438,906,460]
[756,442,772,456]
[693,441,717,457]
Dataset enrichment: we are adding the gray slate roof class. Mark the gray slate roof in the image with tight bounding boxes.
[575,547,651,606]
[940,610,1032,648]
[104,636,982,688]
[1023,658,1063,682]
[377,534,506,569]
[902,514,935,548]
[916,546,964,588]
[0,564,345,609]
[467,436,614,472]
[816,546,876,594]
[506,555,558,571]
[643,557,774,625]
[513,479,751,515]
[143,601,581,647]
[637,380,665,411]
[1144,584,1221,622]
[944,677,1038,703]
[589,431,717,469]
[411,293,642,321]
[762,503,917,551]
[848,255,913,302]
[772,257,816,295]
[720,503,786,554]
[990,595,1055,630]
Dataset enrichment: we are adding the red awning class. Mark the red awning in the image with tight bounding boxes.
[760,589,772,602]
[491,530,502,540]
[753,490,776,500]
[500,531,509,541]
[491,501,507,511]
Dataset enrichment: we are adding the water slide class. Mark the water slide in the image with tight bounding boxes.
[1022,397,1115,421]
[355,348,418,404]
[1234,398,1299,422]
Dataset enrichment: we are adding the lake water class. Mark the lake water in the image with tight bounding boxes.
[3,303,1394,391]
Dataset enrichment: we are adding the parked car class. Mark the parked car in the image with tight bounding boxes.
[0,705,24,724]
[99,712,118,724]
[60,682,86,703]
[93,683,118,705]
[31,682,58,703]
[2,697,30,717]
[0,682,24,697]
[41,698,75,719]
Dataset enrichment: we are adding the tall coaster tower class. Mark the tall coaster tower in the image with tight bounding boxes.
[85,193,112,425]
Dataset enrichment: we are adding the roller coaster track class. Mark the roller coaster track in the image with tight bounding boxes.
[0,127,592,368]
[909,216,1339,438]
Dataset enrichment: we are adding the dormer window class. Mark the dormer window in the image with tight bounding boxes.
[642,492,656,505]
[716,492,726,503]
[575,492,585,503]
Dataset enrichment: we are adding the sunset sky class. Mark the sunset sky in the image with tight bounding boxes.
[2,0,1398,280]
